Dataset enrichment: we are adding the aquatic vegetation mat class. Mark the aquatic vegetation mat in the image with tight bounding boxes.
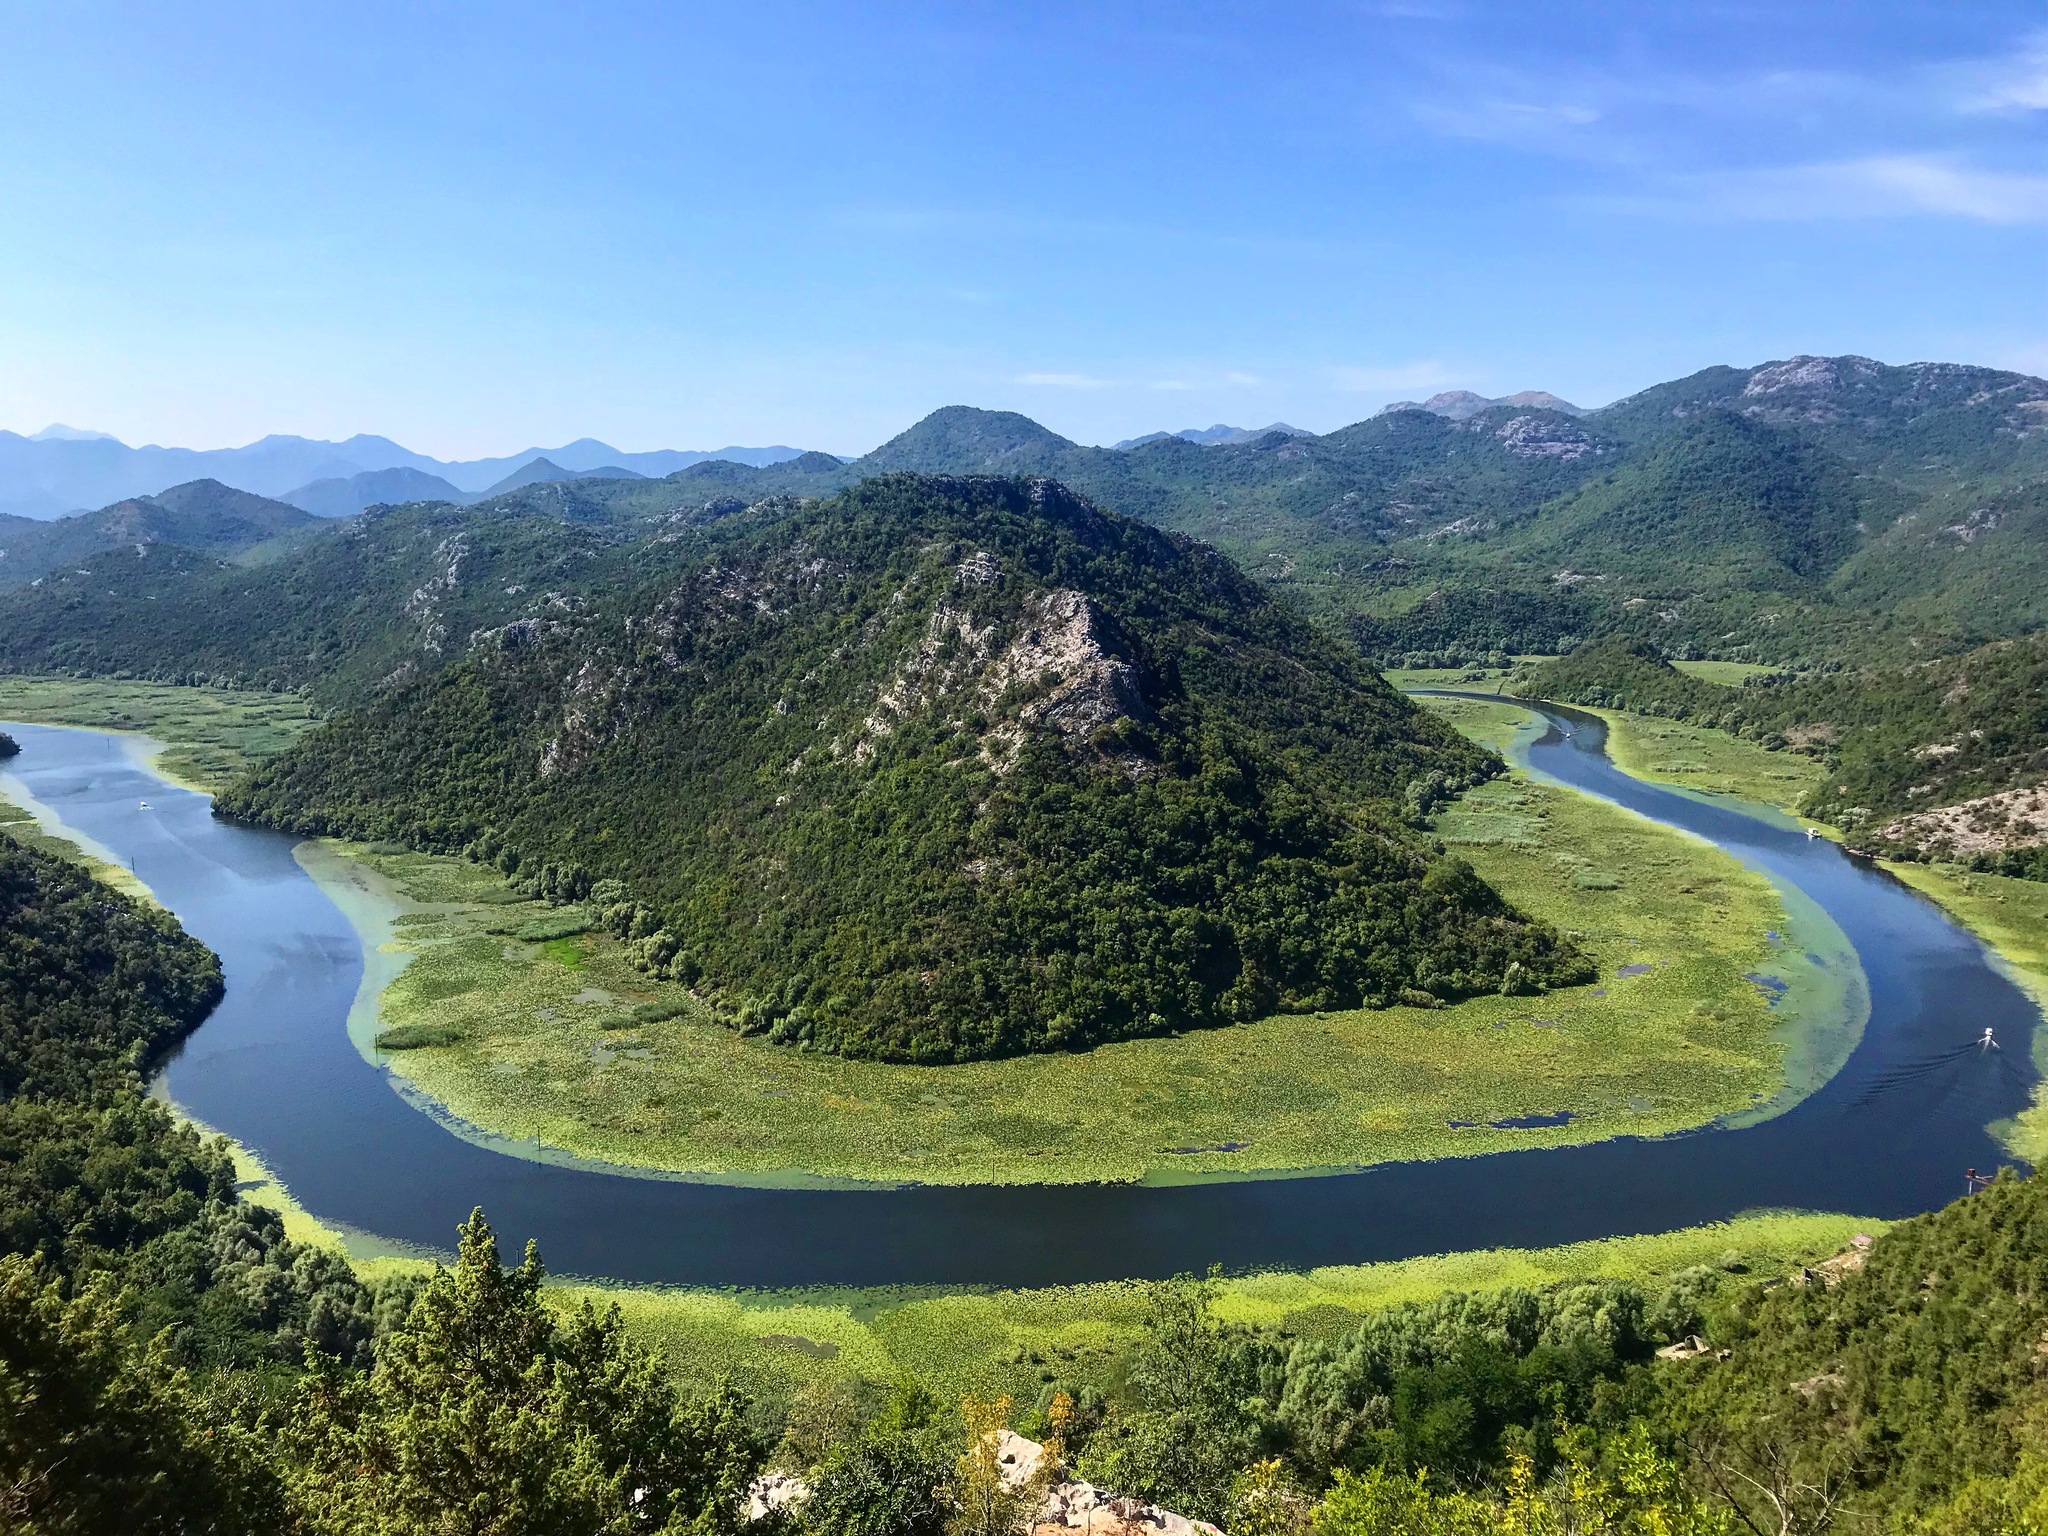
[0,675,319,790]
[312,702,1830,1184]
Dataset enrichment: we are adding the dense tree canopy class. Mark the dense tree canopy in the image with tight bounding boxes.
[220,474,1587,1061]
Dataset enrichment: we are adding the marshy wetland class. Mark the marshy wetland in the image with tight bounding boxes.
[0,680,2040,1290]
[336,695,1830,1186]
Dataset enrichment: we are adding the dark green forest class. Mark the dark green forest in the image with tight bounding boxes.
[217,474,1586,1061]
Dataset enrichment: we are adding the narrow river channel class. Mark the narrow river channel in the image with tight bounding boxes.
[2,706,2038,1288]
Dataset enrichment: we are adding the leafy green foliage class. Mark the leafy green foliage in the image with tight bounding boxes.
[800,1384,953,1536]
[286,1208,765,1536]
[0,1094,231,1282]
[375,1023,465,1050]
[219,474,1586,1061]
[1078,1275,1287,1523]
[0,829,222,1099]
[0,1255,287,1536]
[1665,1170,2048,1529]
[1278,1275,1696,1483]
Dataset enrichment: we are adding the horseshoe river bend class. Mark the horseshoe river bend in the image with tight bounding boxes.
[2,702,2039,1289]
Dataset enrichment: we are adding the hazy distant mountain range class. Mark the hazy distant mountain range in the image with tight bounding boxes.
[1377,390,1587,421]
[1110,422,1313,450]
[3,401,1595,519]
[0,429,810,520]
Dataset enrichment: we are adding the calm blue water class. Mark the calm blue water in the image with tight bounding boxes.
[3,709,2036,1287]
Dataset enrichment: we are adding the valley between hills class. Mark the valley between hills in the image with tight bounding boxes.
[13,352,2048,1534]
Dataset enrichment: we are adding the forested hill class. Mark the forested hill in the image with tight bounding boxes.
[220,473,1587,1062]
[3,354,2045,692]
[0,831,223,1099]
[0,478,321,588]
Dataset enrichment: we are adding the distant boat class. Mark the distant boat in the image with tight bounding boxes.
[1805,827,1822,839]
[138,800,150,810]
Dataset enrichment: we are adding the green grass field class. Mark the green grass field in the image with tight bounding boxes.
[314,694,1828,1186]
[1581,707,1827,817]
[0,674,320,790]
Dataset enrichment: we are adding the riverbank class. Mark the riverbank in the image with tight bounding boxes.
[1462,692,2048,1162]
[224,1170,1880,1413]
[590,1209,1880,1411]
[1569,705,1827,818]
[0,732,159,904]
[1877,860,2048,1162]
[304,693,1825,1187]
[0,674,319,791]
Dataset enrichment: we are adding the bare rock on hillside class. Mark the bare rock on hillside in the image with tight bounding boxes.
[1876,784,2048,857]
[1493,415,1600,461]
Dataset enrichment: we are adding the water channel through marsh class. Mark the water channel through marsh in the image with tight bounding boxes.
[1,705,2037,1288]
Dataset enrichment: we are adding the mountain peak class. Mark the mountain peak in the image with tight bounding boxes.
[1380,390,1586,422]
[861,407,1078,472]
[28,424,120,443]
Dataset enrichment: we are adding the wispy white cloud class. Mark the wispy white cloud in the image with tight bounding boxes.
[1949,28,2048,113]
[1017,371,1115,388]
[1402,27,2048,202]
[1332,360,1456,393]
[1632,155,2048,225]
[1411,94,1603,151]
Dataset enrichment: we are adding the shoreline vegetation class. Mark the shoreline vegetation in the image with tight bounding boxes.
[1383,661,1830,817]
[301,691,1827,1187]
[176,1152,1883,1413]
[0,673,319,792]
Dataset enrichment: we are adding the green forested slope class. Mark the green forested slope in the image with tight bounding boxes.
[0,831,221,1100]
[0,478,323,588]
[220,474,1587,1061]
[1517,634,2048,834]
[1498,411,1875,589]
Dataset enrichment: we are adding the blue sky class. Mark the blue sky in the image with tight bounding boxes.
[2,1,2042,456]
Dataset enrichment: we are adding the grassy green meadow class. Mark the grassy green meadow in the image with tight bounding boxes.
[0,674,320,790]
[1582,706,1827,816]
[322,692,1826,1186]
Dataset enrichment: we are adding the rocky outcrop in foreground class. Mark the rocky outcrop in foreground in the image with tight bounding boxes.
[745,1430,1219,1536]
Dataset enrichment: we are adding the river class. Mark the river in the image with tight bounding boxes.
[1,707,2037,1288]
